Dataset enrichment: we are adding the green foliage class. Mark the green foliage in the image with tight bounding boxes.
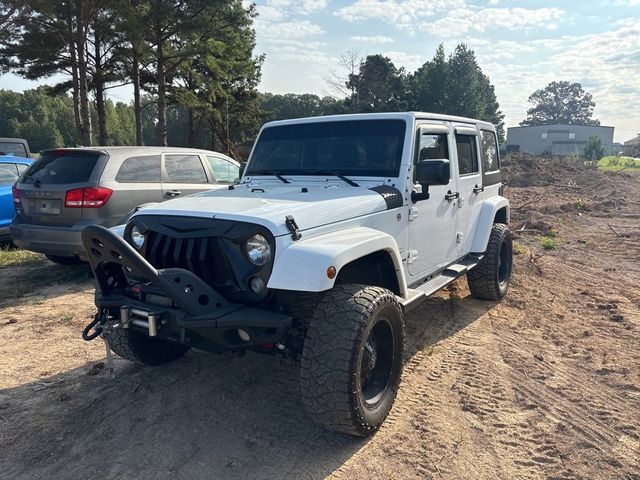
[408,44,505,141]
[260,93,345,121]
[521,81,599,126]
[348,54,408,113]
[583,135,606,161]
[541,237,557,250]
[0,88,140,151]
[599,156,640,168]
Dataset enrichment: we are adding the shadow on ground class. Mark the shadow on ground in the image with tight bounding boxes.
[0,293,494,480]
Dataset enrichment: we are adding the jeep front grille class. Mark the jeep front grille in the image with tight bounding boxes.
[143,232,226,288]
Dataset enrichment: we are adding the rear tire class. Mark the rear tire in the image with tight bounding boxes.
[105,328,190,366]
[46,254,84,265]
[467,223,512,300]
[300,284,405,437]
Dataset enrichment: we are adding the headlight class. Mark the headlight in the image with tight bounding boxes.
[130,225,145,250]
[245,234,271,266]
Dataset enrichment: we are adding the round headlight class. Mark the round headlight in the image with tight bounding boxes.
[130,225,145,250]
[245,234,271,266]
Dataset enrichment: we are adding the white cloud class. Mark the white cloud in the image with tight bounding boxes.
[335,0,465,30]
[419,7,565,37]
[350,35,395,44]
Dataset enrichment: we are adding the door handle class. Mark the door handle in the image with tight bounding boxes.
[165,190,181,197]
[473,184,485,194]
[445,191,460,202]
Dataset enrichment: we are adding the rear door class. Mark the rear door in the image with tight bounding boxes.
[0,163,20,225]
[112,154,163,213]
[161,153,212,199]
[452,125,483,255]
[15,150,104,227]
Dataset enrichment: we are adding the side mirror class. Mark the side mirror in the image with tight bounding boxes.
[412,159,450,202]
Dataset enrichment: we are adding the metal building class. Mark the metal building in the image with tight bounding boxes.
[623,135,640,157]
[506,124,615,156]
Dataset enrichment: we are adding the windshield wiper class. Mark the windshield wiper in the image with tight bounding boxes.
[307,170,360,187]
[21,175,41,188]
[246,170,290,184]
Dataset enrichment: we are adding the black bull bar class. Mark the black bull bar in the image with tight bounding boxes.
[80,225,291,351]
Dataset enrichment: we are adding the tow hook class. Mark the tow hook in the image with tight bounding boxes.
[82,311,107,341]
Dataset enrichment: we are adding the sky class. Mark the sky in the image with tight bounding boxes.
[1,0,639,142]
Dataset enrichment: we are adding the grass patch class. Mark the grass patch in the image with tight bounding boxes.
[598,156,640,171]
[541,237,558,250]
[513,242,529,255]
[0,246,47,267]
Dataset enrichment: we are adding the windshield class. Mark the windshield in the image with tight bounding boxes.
[22,151,100,184]
[247,119,406,178]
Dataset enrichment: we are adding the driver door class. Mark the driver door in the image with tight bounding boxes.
[407,123,458,280]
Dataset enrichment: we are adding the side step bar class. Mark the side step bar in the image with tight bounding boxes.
[401,254,483,312]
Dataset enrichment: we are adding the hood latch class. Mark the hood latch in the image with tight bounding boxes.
[285,215,302,241]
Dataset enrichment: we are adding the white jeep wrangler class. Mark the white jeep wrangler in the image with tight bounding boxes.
[81,112,512,437]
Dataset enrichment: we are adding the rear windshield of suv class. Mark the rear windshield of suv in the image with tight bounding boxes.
[247,120,407,177]
[22,151,101,184]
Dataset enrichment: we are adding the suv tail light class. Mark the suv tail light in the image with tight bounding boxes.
[65,187,113,208]
[12,185,20,205]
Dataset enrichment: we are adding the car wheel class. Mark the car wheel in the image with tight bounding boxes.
[105,328,190,366]
[45,254,84,265]
[467,223,513,300]
[300,284,405,437]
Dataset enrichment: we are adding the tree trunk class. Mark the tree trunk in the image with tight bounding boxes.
[154,9,167,147]
[94,26,107,145]
[75,0,92,146]
[210,118,216,151]
[187,108,195,146]
[132,49,143,146]
[67,5,82,142]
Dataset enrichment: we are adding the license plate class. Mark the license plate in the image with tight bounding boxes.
[29,199,61,215]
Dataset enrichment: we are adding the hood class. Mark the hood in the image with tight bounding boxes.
[134,181,397,236]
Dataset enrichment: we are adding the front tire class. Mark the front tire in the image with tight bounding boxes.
[46,254,84,265]
[467,223,513,300]
[300,284,405,437]
[105,328,190,366]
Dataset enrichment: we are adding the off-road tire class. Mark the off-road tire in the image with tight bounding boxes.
[289,292,324,330]
[467,223,513,300]
[300,284,405,437]
[105,328,190,366]
[46,254,84,265]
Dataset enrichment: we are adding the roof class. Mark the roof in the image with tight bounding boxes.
[263,112,495,130]
[624,135,640,145]
[507,123,615,130]
[38,146,237,163]
[0,155,32,164]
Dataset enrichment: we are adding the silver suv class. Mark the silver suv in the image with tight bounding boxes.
[11,146,239,264]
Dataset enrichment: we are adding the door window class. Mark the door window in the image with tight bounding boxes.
[480,130,499,173]
[207,155,239,184]
[116,156,161,183]
[0,163,19,184]
[455,135,479,175]
[164,155,208,183]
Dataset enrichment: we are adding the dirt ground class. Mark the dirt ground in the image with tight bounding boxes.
[0,157,639,480]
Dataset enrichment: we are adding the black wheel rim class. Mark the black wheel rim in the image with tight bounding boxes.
[497,241,511,286]
[360,317,395,407]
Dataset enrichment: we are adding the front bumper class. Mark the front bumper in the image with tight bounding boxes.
[82,225,291,352]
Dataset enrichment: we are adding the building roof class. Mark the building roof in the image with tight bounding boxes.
[624,135,640,145]
[507,123,615,130]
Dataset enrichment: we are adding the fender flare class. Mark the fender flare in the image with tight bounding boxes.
[268,227,408,297]
[470,196,510,253]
